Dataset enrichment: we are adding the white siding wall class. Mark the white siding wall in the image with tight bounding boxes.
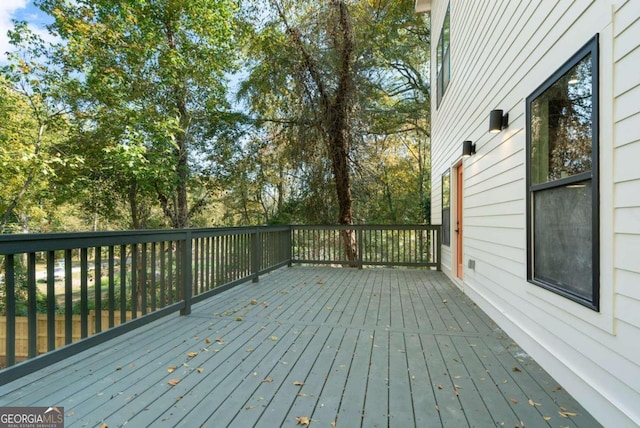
[429,0,640,425]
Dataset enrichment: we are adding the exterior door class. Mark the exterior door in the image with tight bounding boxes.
[456,164,464,278]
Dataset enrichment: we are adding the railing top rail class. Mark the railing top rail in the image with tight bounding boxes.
[291,224,438,231]
[0,226,292,255]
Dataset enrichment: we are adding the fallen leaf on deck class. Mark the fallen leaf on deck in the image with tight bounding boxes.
[559,410,577,418]
[167,366,177,373]
[293,381,304,386]
[262,376,273,383]
[246,348,254,353]
[216,338,224,344]
[543,416,551,421]
[235,317,243,322]
[66,412,75,417]
[98,424,108,428]
[442,299,448,303]
[528,399,541,406]
[167,378,181,386]
[509,397,519,404]
[115,366,122,371]
[205,338,211,344]
[331,421,336,428]
[245,405,255,410]
[197,367,204,373]
[317,280,324,284]
[295,416,310,425]
[187,352,198,358]
[437,384,444,389]
[261,302,268,307]
[512,367,521,372]
[270,335,278,341]
[251,299,258,305]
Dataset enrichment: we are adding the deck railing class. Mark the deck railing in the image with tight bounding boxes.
[291,224,440,269]
[0,224,438,384]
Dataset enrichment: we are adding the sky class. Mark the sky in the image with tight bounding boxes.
[0,0,53,64]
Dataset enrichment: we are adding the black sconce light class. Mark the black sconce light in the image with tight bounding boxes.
[462,140,476,157]
[489,109,509,133]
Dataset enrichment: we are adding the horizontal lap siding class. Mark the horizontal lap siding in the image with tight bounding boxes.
[430,0,640,425]
[614,2,640,403]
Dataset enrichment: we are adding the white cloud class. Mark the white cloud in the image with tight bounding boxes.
[0,0,29,62]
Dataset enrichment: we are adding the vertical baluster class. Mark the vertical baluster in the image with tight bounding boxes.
[5,255,16,367]
[64,249,73,345]
[95,246,102,333]
[46,251,56,352]
[80,248,88,339]
[27,253,37,359]
[108,246,115,328]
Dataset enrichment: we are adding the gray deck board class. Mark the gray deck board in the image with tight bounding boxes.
[0,267,601,427]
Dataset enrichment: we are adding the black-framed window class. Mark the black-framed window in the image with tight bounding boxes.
[442,171,450,246]
[436,3,450,108]
[526,35,599,310]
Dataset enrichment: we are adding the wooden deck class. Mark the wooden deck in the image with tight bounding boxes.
[0,267,601,427]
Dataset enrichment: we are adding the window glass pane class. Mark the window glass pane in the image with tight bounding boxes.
[533,181,592,301]
[442,172,450,246]
[530,54,592,185]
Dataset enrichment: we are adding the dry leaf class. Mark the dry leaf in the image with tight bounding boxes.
[262,376,273,383]
[187,352,198,358]
[98,424,108,428]
[197,367,204,373]
[293,381,305,386]
[270,335,278,341]
[559,410,577,418]
[205,338,211,344]
[295,416,310,426]
[512,367,521,372]
[317,280,324,284]
[543,416,551,421]
[509,397,519,404]
[167,366,177,373]
[115,366,122,371]
[245,405,255,410]
[251,299,258,305]
[528,399,541,406]
[246,348,254,353]
[331,422,336,428]
[437,384,444,390]
[167,378,181,386]
[235,317,243,322]
[216,338,224,344]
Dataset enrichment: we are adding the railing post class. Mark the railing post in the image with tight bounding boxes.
[180,230,192,316]
[252,227,260,283]
[436,225,442,271]
[288,226,293,267]
[357,227,364,269]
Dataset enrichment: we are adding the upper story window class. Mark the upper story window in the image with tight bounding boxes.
[526,35,599,310]
[436,3,450,108]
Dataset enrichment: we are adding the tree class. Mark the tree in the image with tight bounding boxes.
[35,0,243,228]
[239,0,430,257]
[0,23,74,233]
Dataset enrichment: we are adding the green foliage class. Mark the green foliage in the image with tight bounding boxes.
[0,0,431,231]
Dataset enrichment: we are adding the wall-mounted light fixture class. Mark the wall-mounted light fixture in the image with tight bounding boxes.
[462,140,476,157]
[489,109,509,133]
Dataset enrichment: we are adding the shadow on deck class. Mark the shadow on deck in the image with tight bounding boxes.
[0,267,601,427]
